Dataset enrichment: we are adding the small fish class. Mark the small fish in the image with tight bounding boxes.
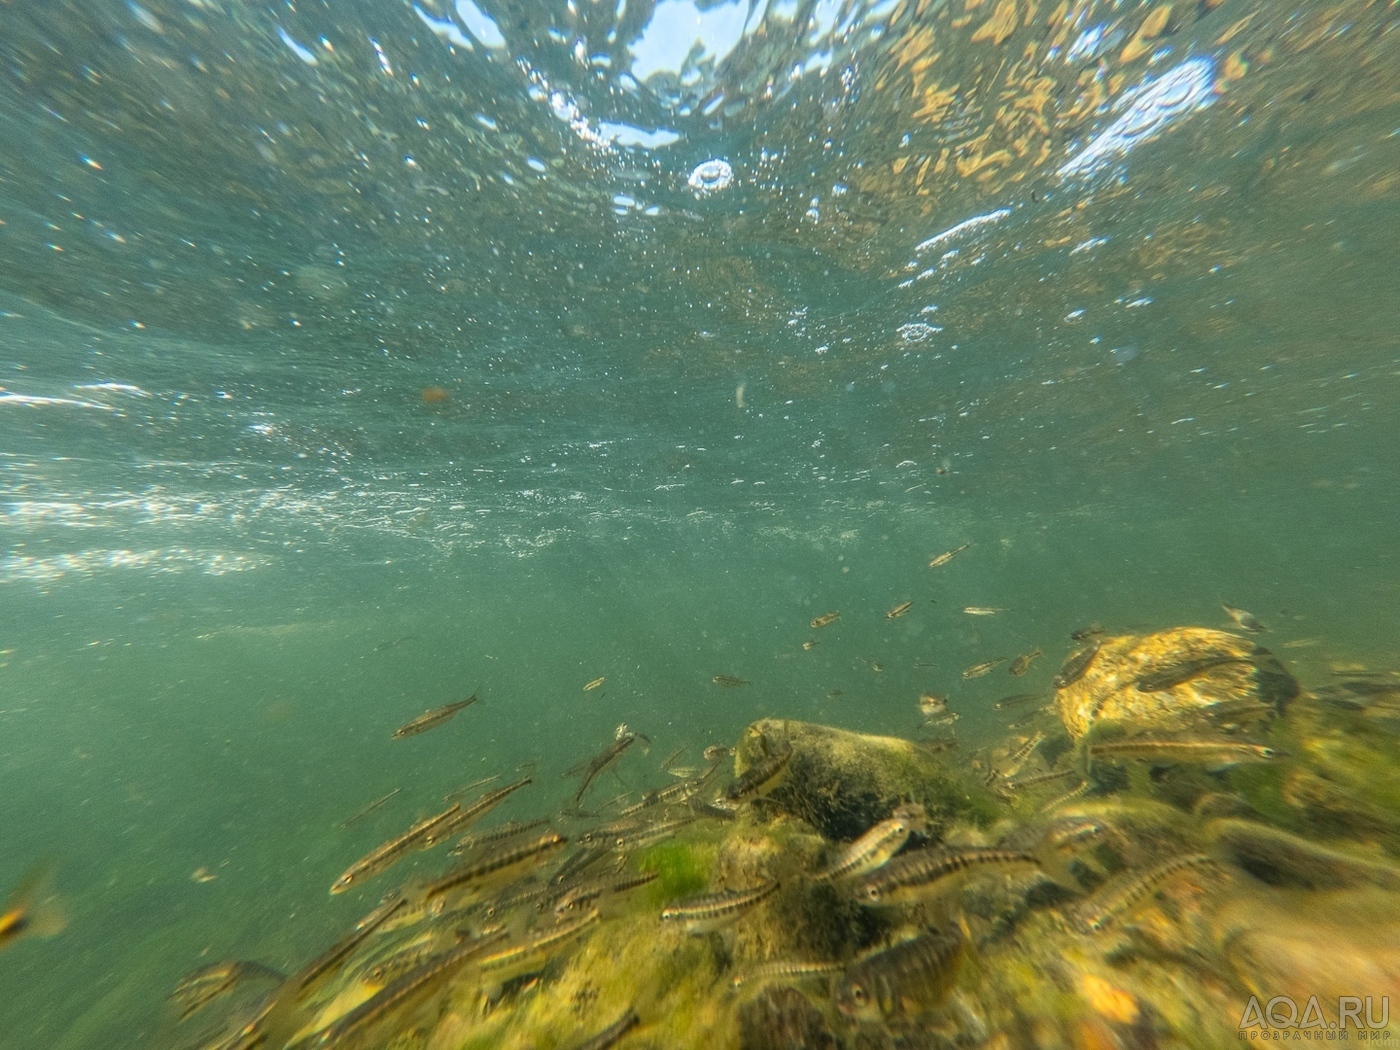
[372,636,412,652]
[340,788,401,829]
[1008,649,1042,676]
[918,693,950,719]
[1000,731,1045,779]
[569,732,643,804]
[1053,641,1101,689]
[190,867,218,884]
[1040,780,1090,811]
[856,847,1040,906]
[801,640,819,651]
[816,805,925,882]
[722,746,793,806]
[994,692,1045,710]
[1222,603,1267,633]
[927,544,969,568]
[660,881,778,933]
[424,830,569,903]
[421,776,533,846]
[566,1009,642,1050]
[1070,623,1105,641]
[442,774,500,804]
[915,736,958,754]
[886,600,914,619]
[962,658,1007,679]
[667,766,700,779]
[1004,767,1077,791]
[703,744,731,763]
[730,959,844,990]
[827,690,843,700]
[962,606,1007,616]
[1087,738,1286,769]
[1135,654,1254,693]
[1070,854,1217,934]
[449,817,552,856]
[869,661,884,673]
[292,893,410,998]
[301,930,509,1046]
[1282,637,1322,649]
[330,804,463,894]
[712,675,750,687]
[810,612,840,629]
[659,745,688,770]
[583,676,607,691]
[391,694,478,739]
[169,960,283,1021]
[477,905,600,976]
[836,927,965,1020]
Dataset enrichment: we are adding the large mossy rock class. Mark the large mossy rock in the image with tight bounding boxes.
[734,718,992,842]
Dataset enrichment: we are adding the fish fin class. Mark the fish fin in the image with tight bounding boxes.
[4,861,66,940]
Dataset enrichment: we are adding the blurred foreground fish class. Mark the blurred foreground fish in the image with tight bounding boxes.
[810,612,840,628]
[962,658,1007,679]
[660,881,778,933]
[1087,738,1286,770]
[1222,603,1267,633]
[1070,853,1218,934]
[917,693,952,721]
[836,926,964,1020]
[962,606,1007,616]
[0,861,66,952]
[712,675,749,687]
[391,694,478,739]
[169,960,284,1021]
[927,544,969,568]
[886,600,914,619]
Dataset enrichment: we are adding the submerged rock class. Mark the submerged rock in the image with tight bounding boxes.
[1054,627,1297,741]
[733,719,990,842]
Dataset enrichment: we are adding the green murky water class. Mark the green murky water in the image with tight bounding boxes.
[1,0,1398,1046]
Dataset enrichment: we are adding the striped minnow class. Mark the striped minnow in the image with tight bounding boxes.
[476,905,601,976]
[330,803,463,894]
[169,960,283,1021]
[660,881,779,934]
[962,658,1007,679]
[814,806,924,883]
[927,544,969,568]
[835,927,965,1020]
[999,731,1045,779]
[1070,853,1218,934]
[449,817,552,857]
[729,958,844,990]
[855,847,1041,906]
[421,776,533,847]
[391,694,478,739]
[722,747,792,807]
[423,830,568,904]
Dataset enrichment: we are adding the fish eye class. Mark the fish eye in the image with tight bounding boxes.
[865,886,881,901]
[851,984,868,1004]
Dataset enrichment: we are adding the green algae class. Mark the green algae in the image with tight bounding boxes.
[635,839,715,906]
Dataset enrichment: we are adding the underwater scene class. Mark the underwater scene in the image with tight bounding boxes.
[1,0,1398,1046]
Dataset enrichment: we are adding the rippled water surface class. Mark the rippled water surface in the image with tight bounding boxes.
[1,0,1398,1046]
